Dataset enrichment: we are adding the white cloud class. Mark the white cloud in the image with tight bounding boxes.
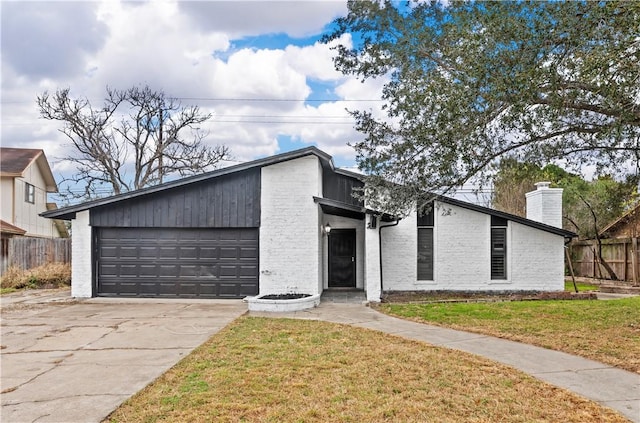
[210,48,310,101]
[1,1,107,80]
[285,34,352,81]
[177,1,347,38]
[1,0,385,188]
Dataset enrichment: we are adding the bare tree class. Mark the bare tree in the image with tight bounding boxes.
[38,85,230,200]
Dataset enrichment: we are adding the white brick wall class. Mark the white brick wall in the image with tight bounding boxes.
[364,214,381,301]
[525,184,563,228]
[259,155,322,296]
[434,203,492,289]
[377,201,565,292]
[71,210,92,298]
[380,213,417,291]
[510,221,565,291]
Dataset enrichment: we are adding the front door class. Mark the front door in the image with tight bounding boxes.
[328,229,356,288]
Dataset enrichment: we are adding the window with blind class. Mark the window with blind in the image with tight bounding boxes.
[417,203,434,280]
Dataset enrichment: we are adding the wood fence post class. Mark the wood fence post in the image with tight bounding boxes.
[565,247,578,292]
[633,237,638,286]
[623,240,628,282]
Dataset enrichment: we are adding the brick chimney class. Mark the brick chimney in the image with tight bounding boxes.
[525,182,563,228]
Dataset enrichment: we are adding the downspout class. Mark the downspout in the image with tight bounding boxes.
[378,218,400,300]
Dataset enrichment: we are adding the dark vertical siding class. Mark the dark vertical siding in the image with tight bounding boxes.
[323,171,364,207]
[90,168,261,228]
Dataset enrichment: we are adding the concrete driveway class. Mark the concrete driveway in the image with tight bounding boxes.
[1,289,246,423]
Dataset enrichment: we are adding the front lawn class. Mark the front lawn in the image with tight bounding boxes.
[379,297,640,374]
[565,280,599,292]
[106,317,628,422]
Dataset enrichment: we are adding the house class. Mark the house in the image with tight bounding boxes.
[41,147,575,301]
[600,202,640,239]
[1,148,68,266]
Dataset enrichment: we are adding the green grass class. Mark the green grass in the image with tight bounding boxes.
[564,280,599,292]
[106,317,628,423]
[0,287,18,295]
[379,297,640,373]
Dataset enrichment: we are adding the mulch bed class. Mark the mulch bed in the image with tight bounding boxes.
[259,293,311,300]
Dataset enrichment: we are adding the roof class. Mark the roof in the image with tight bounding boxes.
[313,196,397,222]
[40,146,576,238]
[437,195,576,238]
[599,202,640,237]
[42,146,333,220]
[0,148,58,192]
[0,219,26,236]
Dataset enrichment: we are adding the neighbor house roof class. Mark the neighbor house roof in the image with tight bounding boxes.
[0,148,58,192]
[41,146,576,238]
[0,219,26,236]
[46,203,70,238]
[599,201,640,238]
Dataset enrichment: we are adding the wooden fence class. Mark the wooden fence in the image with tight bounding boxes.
[7,238,71,270]
[569,237,638,284]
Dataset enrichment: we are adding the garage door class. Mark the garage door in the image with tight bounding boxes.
[96,228,259,298]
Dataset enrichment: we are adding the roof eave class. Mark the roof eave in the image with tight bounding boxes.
[34,152,58,192]
[437,195,577,238]
[42,146,331,220]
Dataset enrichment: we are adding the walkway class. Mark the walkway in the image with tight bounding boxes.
[250,295,640,422]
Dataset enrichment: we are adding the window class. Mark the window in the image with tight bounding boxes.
[417,228,434,280]
[24,183,35,204]
[417,203,434,280]
[491,225,507,280]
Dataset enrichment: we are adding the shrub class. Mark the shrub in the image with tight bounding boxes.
[0,262,71,289]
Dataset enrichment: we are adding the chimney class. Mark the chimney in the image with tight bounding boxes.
[525,182,563,228]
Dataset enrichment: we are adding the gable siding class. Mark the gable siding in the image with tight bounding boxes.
[323,171,364,207]
[90,168,260,228]
[10,161,59,238]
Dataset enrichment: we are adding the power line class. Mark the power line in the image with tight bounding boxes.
[1,97,384,105]
[2,119,356,126]
[209,120,354,125]
[214,114,353,119]
[176,97,383,102]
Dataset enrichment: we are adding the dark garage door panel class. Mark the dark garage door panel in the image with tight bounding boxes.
[97,228,259,298]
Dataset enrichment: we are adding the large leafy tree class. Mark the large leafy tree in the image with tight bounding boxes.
[492,159,638,279]
[38,85,230,201]
[324,0,640,212]
[493,160,637,239]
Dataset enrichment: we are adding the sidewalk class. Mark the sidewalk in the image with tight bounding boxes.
[250,300,640,423]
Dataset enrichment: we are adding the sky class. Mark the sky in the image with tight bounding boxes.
[1,0,391,196]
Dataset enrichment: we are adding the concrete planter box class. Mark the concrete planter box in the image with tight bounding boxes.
[246,293,321,312]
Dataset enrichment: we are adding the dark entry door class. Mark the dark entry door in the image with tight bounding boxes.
[328,229,356,288]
